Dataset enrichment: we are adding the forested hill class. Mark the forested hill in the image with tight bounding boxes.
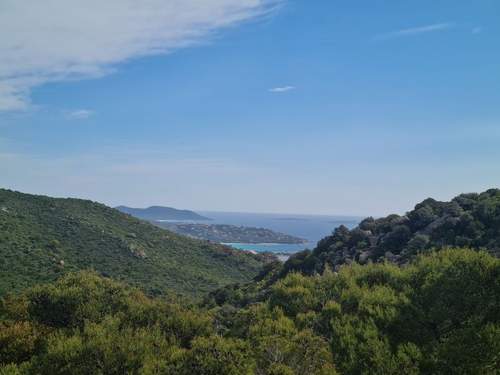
[0,189,267,297]
[283,188,500,275]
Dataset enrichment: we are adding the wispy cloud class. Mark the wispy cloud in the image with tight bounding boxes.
[0,0,281,112]
[472,26,483,34]
[374,23,453,40]
[269,86,295,93]
[66,109,95,120]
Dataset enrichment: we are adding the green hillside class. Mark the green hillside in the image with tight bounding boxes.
[281,189,500,276]
[0,189,267,297]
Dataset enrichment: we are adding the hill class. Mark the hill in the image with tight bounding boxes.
[281,188,500,275]
[115,205,211,221]
[0,189,268,297]
[154,222,307,244]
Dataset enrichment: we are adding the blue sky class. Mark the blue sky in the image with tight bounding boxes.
[1,0,499,216]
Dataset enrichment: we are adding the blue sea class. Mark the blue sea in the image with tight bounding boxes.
[197,211,362,254]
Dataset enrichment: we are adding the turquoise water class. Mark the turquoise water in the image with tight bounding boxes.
[223,242,317,254]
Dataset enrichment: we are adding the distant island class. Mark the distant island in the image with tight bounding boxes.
[116,205,211,221]
[154,222,308,244]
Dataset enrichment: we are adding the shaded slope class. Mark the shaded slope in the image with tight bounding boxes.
[282,188,500,275]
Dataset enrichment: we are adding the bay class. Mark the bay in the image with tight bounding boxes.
[199,211,362,254]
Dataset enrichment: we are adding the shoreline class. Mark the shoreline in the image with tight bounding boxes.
[222,242,308,246]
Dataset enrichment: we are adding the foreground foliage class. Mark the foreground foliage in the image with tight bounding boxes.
[0,189,267,297]
[1,249,498,374]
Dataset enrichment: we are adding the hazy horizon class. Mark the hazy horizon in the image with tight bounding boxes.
[3,184,498,219]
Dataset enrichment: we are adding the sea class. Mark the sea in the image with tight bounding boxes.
[196,211,362,255]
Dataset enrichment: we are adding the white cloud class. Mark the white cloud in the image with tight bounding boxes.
[374,23,452,40]
[0,0,280,111]
[66,109,95,120]
[268,86,295,93]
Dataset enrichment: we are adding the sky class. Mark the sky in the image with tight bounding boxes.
[1,0,499,216]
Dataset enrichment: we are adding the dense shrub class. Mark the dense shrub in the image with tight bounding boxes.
[1,249,498,374]
[283,189,500,274]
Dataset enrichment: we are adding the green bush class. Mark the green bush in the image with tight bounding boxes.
[0,250,498,374]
